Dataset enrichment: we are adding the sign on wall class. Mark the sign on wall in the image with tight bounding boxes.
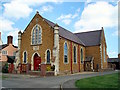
[33,46,39,51]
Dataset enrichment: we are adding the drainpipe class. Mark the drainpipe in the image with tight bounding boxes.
[70,42,73,74]
[78,45,80,72]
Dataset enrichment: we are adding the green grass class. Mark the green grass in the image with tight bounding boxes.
[0,75,8,79]
[75,73,119,89]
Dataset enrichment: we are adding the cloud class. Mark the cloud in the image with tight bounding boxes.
[108,51,118,58]
[3,0,33,19]
[57,8,80,25]
[57,14,72,20]
[7,30,19,46]
[40,5,53,14]
[0,16,19,45]
[0,17,18,32]
[62,19,71,25]
[74,2,118,32]
[2,0,62,19]
[112,30,120,37]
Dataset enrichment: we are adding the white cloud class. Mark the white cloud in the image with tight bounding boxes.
[0,17,18,32]
[0,16,19,45]
[3,0,33,19]
[74,2,118,32]
[112,30,120,37]
[57,8,80,25]
[57,14,72,20]
[108,51,118,58]
[7,30,19,46]
[2,0,61,19]
[62,19,71,25]
[40,5,53,14]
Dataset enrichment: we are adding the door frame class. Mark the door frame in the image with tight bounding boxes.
[31,52,40,70]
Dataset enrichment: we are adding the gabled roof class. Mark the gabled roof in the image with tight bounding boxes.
[0,44,8,50]
[107,58,120,63]
[24,12,104,47]
[44,18,85,46]
[0,44,18,50]
[75,30,103,46]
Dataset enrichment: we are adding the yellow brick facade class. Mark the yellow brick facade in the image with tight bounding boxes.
[59,37,85,74]
[19,12,108,75]
[20,14,54,65]
[85,30,108,70]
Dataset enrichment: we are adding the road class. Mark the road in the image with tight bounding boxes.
[1,71,118,89]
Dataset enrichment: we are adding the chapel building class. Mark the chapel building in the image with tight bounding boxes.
[18,11,108,75]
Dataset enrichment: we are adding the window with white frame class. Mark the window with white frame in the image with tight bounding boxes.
[64,42,68,63]
[2,50,7,55]
[104,45,106,62]
[74,46,77,63]
[81,48,83,64]
[32,24,42,45]
[23,51,27,63]
[46,50,50,64]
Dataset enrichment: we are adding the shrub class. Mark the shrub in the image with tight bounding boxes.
[2,63,8,73]
[46,66,51,71]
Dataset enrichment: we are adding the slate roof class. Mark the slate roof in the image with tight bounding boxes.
[107,58,120,63]
[75,30,102,46]
[0,44,8,50]
[0,44,18,50]
[44,18,85,46]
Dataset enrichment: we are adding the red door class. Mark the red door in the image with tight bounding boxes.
[34,56,41,71]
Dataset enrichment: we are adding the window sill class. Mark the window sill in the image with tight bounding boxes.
[46,63,51,65]
[31,43,42,46]
[73,62,77,64]
[81,62,84,64]
[64,62,69,64]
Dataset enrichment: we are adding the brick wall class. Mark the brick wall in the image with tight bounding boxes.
[20,14,54,67]
[59,37,85,74]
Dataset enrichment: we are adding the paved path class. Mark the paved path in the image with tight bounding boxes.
[1,71,118,89]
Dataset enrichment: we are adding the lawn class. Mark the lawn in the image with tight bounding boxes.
[75,73,119,89]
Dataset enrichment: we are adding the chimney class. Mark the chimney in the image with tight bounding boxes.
[7,36,13,45]
[118,54,120,59]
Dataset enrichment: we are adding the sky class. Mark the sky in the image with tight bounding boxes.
[0,0,119,58]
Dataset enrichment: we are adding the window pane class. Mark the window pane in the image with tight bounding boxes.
[38,29,41,43]
[81,49,83,63]
[47,50,50,63]
[64,43,68,63]
[32,29,35,44]
[74,46,76,63]
[24,52,27,63]
[32,25,42,45]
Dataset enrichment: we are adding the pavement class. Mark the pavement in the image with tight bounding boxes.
[0,71,118,89]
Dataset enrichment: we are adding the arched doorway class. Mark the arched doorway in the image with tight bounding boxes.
[33,53,41,71]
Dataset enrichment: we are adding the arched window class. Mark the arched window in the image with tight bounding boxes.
[32,24,42,45]
[64,42,68,63]
[81,48,83,64]
[23,51,27,63]
[74,46,77,63]
[47,50,50,63]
